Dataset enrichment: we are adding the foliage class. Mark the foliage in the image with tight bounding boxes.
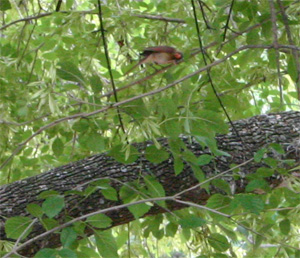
[1,0,300,257]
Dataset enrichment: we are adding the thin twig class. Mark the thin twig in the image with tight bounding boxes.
[191,0,245,152]
[97,0,126,136]
[2,196,175,258]
[133,14,185,23]
[174,199,231,218]
[222,0,235,41]
[197,0,212,29]
[55,0,63,12]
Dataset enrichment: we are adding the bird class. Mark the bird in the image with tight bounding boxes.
[124,46,183,75]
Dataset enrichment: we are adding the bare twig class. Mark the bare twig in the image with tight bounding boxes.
[197,0,212,29]
[191,0,245,152]
[97,0,126,136]
[0,113,49,126]
[55,0,63,12]
[222,0,235,41]
[133,14,185,23]
[174,199,231,218]
[0,10,184,31]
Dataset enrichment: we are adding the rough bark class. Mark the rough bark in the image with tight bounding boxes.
[1,111,300,256]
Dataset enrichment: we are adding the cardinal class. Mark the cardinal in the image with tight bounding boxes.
[124,46,183,75]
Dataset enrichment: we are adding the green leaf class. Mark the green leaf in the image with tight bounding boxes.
[41,218,59,230]
[161,120,181,137]
[57,61,85,84]
[108,144,139,164]
[191,164,204,182]
[145,145,169,164]
[255,167,274,177]
[42,195,65,218]
[72,119,90,132]
[52,137,64,157]
[179,215,206,228]
[254,148,266,162]
[76,247,100,258]
[38,190,60,199]
[279,219,290,235]
[58,248,77,258]
[196,154,213,165]
[174,156,184,175]
[246,179,269,192]
[182,150,198,164]
[101,187,118,201]
[5,216,33,240]
[0,0,11,11]
[208,233,230,252]
[90,75,103,93]
[119,184,151,219]
[212,179,231,195]
[95,230,119,258]
[87,214,112,228]
[144,175,165,198]
[84,133,105,152]
[128,202,151,219]
[26,203,44,218]
[165,222,178,237]
[60,227,77,248]
[287,56,297,82]
[269,143,285,154]
[144,175,166,207]
[236,195,264,214]
[34,248,57,258]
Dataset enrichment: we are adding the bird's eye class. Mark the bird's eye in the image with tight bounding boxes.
[174,53,182,59]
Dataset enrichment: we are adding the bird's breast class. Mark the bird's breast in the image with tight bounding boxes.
[145,52,173,64]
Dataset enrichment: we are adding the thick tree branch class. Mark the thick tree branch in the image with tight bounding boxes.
[1,111,300,256]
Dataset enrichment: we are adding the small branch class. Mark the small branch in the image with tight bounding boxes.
[218,77,266,96]
[133,14,185,23]
[0,113,50,126]
[174,199,231,218]
[268,0,283,105]
[2,196,175,258]
[0,10,184,31]
[191,0,244,152]
[197,0,212,29]
[55,0,63,12]
[222,0,235,41]
[97,0,126,136]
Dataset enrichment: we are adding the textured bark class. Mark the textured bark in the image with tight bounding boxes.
[1,111,300,256]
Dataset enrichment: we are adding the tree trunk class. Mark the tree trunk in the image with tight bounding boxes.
[1,111,300,256]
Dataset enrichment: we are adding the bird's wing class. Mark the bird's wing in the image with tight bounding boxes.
[143,46,176,54]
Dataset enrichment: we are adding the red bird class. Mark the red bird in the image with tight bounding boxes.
[125,46,183,75]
